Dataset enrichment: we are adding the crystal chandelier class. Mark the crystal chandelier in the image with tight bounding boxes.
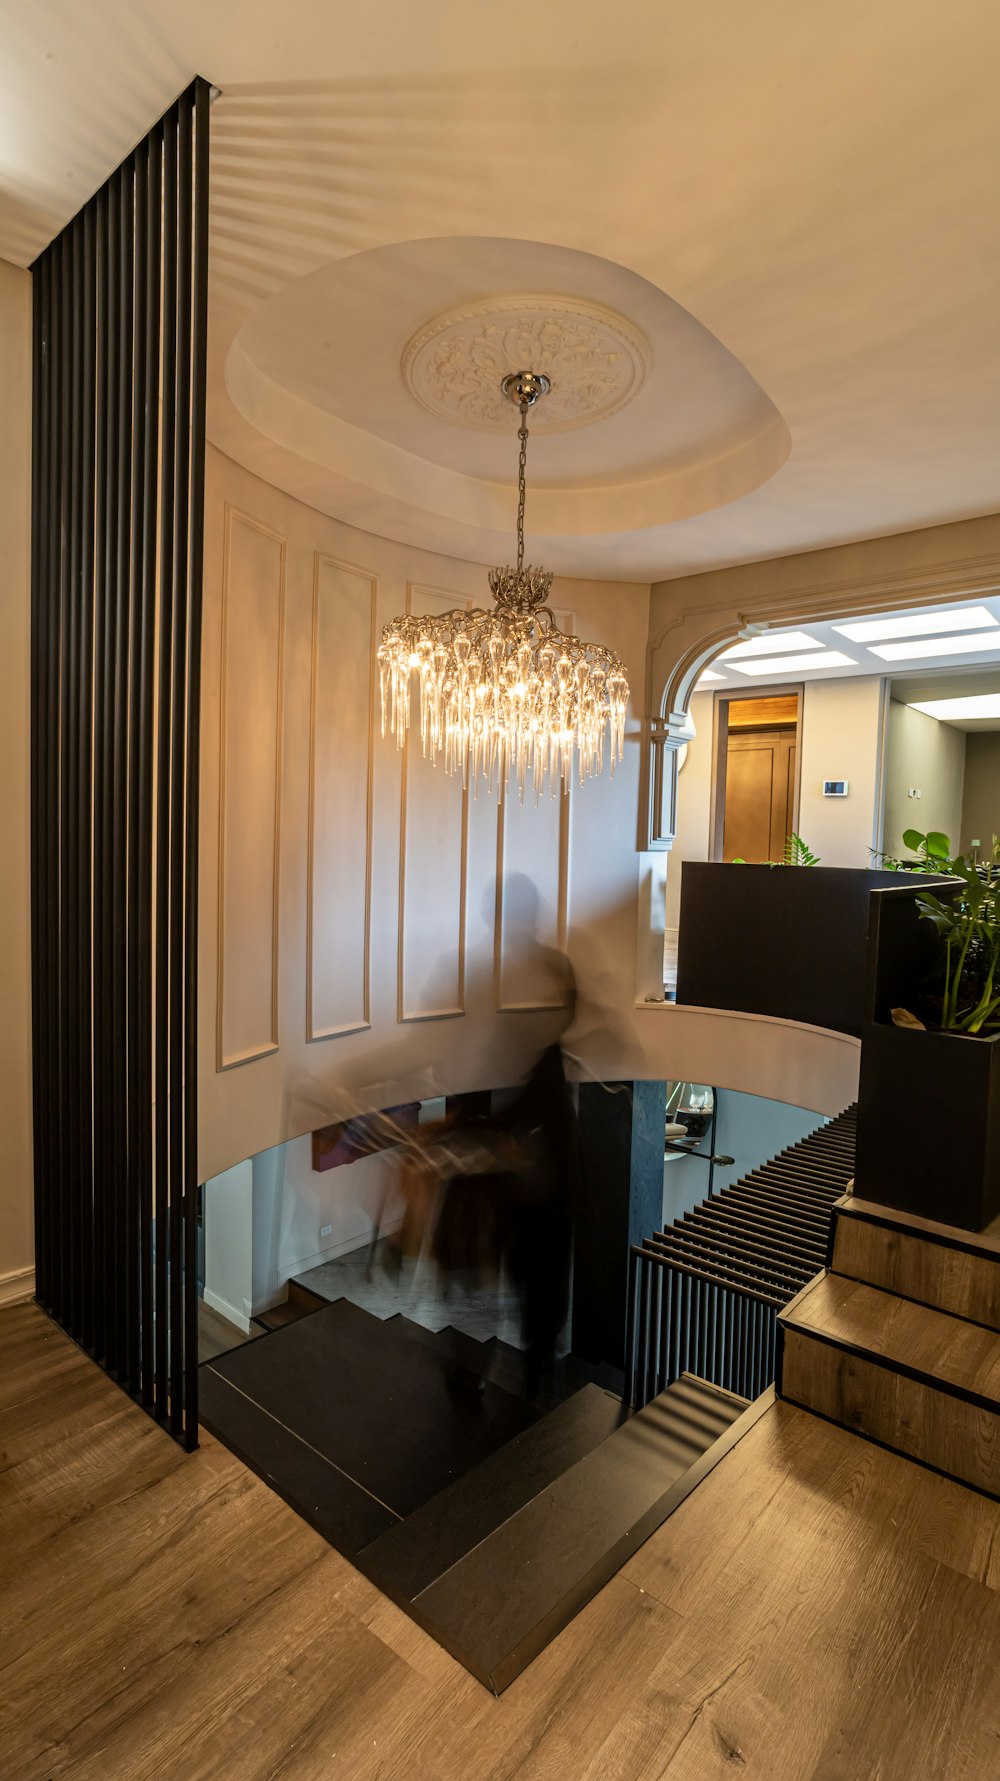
[377,370,630,800]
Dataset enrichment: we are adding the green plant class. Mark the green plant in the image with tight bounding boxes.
[873,828,954,873]
[778,832,820,867]
[909,838,1000,1035]
[731,831,819,867]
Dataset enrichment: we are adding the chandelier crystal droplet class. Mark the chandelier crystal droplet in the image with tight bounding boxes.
[378,370,630,800]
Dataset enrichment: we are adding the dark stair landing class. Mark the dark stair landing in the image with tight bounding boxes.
[201,1297,759,1691]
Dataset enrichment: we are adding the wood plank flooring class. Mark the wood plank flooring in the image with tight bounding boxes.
[3,1301,1000,1779]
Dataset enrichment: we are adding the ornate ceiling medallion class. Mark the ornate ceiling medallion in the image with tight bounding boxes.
[402,295,650,432]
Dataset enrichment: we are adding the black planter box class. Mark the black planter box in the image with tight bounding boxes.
[676,863,907,1038]
[855,880,1000,1232]
[856,1023,1000,1231]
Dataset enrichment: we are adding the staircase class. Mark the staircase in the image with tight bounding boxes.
[202,1288,756,1690]
[778,1193,1000,1498]
[627,1104,857,1408]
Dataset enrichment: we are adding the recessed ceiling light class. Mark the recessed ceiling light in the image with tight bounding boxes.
[732,651,858,677]
[721,631,819,660]
[835,606,997,643]
[910,694,1000,721]
[870,632,1000,661]
[695,669,725,685]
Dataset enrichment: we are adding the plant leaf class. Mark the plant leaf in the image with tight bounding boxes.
[891,1007,926,1030]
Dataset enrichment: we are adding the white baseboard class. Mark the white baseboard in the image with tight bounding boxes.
[202,1288,252,1336]
[281,1213,406,1282]
[0,1266,36,1308]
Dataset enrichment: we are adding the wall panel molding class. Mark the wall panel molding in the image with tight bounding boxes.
[216,503,285,1070]
[397,582,471,1024]
[306,552,376,1042]
[494,778,572,1011]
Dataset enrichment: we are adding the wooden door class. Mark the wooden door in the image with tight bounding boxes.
[722,728,797,861]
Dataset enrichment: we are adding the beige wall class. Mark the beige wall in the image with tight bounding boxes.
[199,445,655,1188]
[0,258,34,1297]
[665,689,714,939]
[961,733,1000,854]
[797,677,886,867]
[883,699,967,860]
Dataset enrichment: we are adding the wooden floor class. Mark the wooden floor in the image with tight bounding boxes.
[3,1303,1000,1780]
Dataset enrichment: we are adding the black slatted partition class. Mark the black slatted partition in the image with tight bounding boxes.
[29,79,210,1448]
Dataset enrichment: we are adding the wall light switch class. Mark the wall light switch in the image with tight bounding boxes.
[320,1223,333,1239]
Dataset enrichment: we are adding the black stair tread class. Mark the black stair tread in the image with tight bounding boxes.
[204,1296,538,1519]
[358,1382,628,1603]
[672,1371,750,1413]
[199,1364,396,1558]
[254,1297,321,1332]
[411,1382,743,1690]
[666,1374,749,1429]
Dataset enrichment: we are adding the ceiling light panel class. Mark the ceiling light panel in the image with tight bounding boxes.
[870,632,1000,662]
[732,651,858,677]
[910,694,1000,720]
[835,606,998,643]
[721,631,820,659]
[695,669,725,684]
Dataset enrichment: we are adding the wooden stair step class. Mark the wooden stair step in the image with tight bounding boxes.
[778,1273,1000,1496]
[831,1196,1000,1334]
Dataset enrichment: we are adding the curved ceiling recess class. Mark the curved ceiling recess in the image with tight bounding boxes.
[224,237,790,556]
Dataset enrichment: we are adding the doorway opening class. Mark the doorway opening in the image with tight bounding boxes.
[711,689,803,862]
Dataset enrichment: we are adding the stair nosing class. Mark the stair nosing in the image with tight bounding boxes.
[780,1274,1000,1415]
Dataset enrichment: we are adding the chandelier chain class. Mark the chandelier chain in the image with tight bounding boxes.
[516,398,529,576]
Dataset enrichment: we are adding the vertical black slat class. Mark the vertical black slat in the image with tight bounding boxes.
[169,97,193,1436]
[61,219,83,1334]
[658,1268,669,1397]
[723,1287,734,1394]
[99,172,120,1367]
[677,1271,687,1379]
[137,124,162,1408]
[126,141,150,1397]
[29,250,49,1309]
[154,106,178,1421]
[708,1281,718,1390]
[110,163,133,1380]
[636,1256,650,1410]
[646,1264,661,1405]
[750,1298,759,1400]
[667,1263,679,1385]
[624,1247,639,1409]
[46,240,65,1319]
[78,201,97,1353]
[732,1291,742,1399]
[184,76,211,1448]
[91,188,110,1361]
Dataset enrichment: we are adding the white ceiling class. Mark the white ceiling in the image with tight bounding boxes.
[696,594,1000,728]
[3,0,1000,580]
